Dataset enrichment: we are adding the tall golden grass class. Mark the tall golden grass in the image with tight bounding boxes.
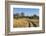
[13,18,39,28]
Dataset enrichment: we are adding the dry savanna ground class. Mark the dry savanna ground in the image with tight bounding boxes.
[13,18,39,28]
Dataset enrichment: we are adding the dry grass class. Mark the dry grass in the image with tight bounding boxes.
[13,18,39,28]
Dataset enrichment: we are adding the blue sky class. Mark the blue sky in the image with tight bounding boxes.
[13,8,39,16]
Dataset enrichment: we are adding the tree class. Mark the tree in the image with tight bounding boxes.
[15,13,19,16]
[21,12,24,16]
[33,15,37,17]
[13,14,16,18]
[13,13,20,19]
[33,15,39,19]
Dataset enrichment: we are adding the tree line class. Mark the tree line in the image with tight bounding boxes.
[13,12,39,19]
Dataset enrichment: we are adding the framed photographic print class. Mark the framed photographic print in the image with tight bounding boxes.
[5,1,45,35]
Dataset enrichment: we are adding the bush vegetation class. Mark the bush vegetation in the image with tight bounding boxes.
[13,12,39,19]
